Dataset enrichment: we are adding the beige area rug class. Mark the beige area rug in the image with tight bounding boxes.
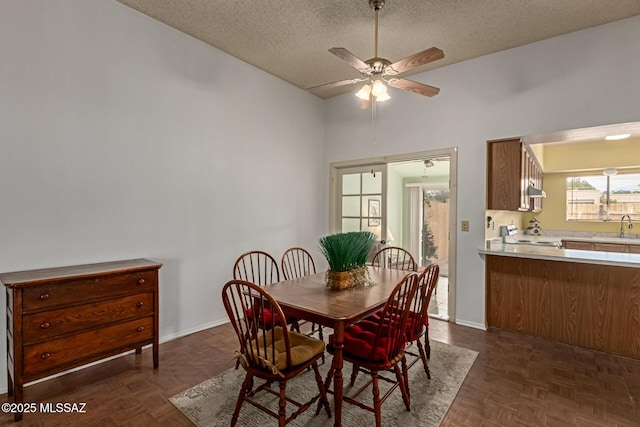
[170,340,477,426]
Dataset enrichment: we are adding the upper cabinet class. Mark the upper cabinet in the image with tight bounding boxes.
[487,138,543,212]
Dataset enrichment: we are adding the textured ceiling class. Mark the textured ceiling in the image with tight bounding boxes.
[116,0,640,99]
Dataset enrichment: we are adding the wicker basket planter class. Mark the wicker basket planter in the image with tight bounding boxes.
[326,265,370,290]
[318,231,376,291]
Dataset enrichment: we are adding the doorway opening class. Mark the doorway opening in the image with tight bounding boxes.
[390,156,451,320]
[329,148,457,322]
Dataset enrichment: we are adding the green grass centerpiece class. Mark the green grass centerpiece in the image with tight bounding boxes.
[318,231,376,290]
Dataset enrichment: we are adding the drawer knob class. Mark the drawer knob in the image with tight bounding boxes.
[41,352,51,360]
[40,293,50,300]
[136,326,145,332]
[40,322,50,329]
[137,278,145,285]
[136,302,144,308]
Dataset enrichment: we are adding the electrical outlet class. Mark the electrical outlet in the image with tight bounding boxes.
[461,220,470,232]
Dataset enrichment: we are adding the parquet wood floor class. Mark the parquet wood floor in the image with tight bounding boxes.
[1,319,639,426]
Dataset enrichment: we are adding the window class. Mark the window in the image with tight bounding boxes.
[566,173,640,221]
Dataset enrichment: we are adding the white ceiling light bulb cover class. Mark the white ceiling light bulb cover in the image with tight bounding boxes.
[603,167,618,176]
[375,92,390,102]
[355,84,371,100]
[371,79,387,97]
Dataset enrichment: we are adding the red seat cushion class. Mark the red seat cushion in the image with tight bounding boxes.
[330,318,403,366]
[366,309,426,341]
[246,307,283,326]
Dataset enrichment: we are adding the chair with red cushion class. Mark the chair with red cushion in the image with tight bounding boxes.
[371,247,418,271]
[281,247,316,281]
[403,264,439,380]
[320,273,419,427]
[233,251,281,286]
[222,280,331,426]
[233,251,300,333]
[281,247,323,341]
[352,264,439,394]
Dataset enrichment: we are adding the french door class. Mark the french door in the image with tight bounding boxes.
[335,165,390,244]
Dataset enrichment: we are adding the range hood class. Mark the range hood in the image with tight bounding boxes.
[528,183,546,198]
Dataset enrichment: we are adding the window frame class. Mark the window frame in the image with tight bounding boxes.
[566,172,640,222]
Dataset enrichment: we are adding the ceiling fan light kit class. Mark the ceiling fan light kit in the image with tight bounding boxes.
[308,0,444,106]
[371,79,387,97]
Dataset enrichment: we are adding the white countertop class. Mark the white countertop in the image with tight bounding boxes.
[479,242,640,268]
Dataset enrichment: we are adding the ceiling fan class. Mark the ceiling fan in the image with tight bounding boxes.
[308,0,444,107]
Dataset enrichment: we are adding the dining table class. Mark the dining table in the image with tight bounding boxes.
[264,265,412,427]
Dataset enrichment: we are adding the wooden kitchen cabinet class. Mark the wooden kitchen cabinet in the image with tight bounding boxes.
[594,242,629,253]
[562,240,595,250]
[485,254,640,360]
[487,138,543,212]
[1,258,162,421]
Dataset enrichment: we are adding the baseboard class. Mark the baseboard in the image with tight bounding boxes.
[454,318,487,331]
[159,318,230,343]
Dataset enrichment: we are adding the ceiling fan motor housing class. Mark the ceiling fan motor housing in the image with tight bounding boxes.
[365,57,391,75]
[369,0,385,11]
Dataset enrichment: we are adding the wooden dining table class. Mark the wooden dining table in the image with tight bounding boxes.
[264,266,411,427]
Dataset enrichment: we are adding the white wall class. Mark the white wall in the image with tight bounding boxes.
[323,15,640,328]
[0,0,324,392]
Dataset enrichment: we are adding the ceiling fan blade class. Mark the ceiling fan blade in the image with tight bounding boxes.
[307,77,367,92]
[387,47,444,75]
[388,78,440,97]
[360,97,372,110]
[329,47,369,72]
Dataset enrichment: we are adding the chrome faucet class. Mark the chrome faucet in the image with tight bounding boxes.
[620,214,633,238]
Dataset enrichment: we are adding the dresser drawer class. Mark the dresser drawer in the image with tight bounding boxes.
[22,270,156,313]
[23,316,153,377]
[23,293,154,343]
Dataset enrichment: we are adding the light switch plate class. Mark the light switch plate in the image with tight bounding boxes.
[461,220,470,232]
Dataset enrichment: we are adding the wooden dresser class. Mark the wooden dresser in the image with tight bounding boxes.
[1,258,162,421]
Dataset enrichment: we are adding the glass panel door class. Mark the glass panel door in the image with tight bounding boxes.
[338,165,389,245]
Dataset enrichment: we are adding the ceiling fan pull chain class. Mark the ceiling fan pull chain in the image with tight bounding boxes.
[371,97,377,176]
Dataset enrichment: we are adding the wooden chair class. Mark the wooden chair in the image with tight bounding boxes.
[371,247,418,272]
[233,251,299,333]
[360,264,439,387]
[222,280,331,426]
[281,247,317,281]
[400,264,440,381]
[281,248,323,341]
[233,251,280,286]
[320,273,419,427]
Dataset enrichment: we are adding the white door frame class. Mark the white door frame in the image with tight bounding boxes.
[329,147,458,322]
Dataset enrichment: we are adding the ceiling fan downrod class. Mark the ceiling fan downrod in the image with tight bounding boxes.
[369,0,385,59]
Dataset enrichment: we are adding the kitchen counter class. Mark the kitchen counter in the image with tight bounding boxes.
[479,243,640,268]
[483,242,640,360]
